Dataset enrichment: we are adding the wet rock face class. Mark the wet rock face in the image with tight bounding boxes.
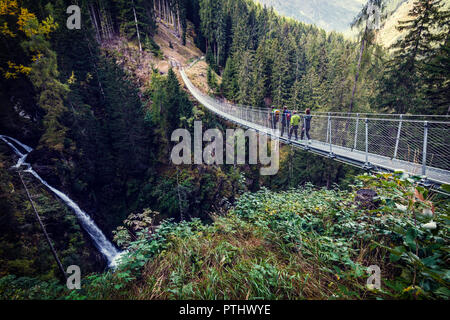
[356,189,380,210]
[27,147,63,187]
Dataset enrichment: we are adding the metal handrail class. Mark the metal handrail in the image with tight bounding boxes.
[180,67,450,183]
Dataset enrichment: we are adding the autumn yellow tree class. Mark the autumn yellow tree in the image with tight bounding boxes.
[0,0,68,151]
[0,0,57,78]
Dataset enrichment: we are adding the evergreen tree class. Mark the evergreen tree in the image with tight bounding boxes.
[237,50,255,104]
[98,57,151,177]
[271,36,295,107]
[379,0,448,114]
[251,41,272,108]
[221,56,239,100]
[165,68,193,133]
[423,34,450,114]
[114,0,156,49]
[207,65,219,93]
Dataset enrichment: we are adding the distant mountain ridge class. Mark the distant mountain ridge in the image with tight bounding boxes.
[254,0,423,48]
[255,0,367,32]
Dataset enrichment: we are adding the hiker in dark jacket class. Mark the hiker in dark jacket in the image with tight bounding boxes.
[301,108,312,141]
[281,106,291,137]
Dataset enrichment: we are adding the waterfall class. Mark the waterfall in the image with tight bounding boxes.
[0,135,123,268]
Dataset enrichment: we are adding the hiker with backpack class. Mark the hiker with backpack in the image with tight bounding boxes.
[281,106,291,137]
[289,111,301,141]
[269,107,281,130]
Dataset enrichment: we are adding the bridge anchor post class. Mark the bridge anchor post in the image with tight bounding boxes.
[364,118,371,168]
[327,113,334,158]
[422,121,429,177]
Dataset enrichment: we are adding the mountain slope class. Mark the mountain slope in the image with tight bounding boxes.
[255,0,366,32]
[377,0,414,48]
[378,0,450,49]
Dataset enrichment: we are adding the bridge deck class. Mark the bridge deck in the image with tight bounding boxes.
[180,68,450,186]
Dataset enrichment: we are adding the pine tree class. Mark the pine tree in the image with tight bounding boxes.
[290,67,321,111]
[251,41,272,108]
[165,68,193,133]
[237,50,254,104]
[221,56,239,100]
[207,65,219,93]
[423,34,450,114]
[271,36,295,107]
[114,0,156,49]
[379,0,448,114]
[98,57,152,176]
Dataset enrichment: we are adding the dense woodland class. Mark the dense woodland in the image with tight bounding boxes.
[0,0,449,299]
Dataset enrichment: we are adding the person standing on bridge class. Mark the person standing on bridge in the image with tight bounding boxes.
[281,106,291,137]
[269,107,280,130]
[301,109,312,142]
[289,111,301,141]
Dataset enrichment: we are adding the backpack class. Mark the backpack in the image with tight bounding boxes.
[273,109,280,122]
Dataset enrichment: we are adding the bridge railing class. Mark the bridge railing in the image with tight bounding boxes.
[180,68,450,177]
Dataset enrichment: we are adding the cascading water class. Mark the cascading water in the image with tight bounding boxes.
[0,134,123,268]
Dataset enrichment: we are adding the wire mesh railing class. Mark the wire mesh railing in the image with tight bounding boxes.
[297,111,449,122]
[180,68,450,178]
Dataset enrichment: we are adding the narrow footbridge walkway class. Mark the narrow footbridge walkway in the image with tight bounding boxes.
[179,67,450,186]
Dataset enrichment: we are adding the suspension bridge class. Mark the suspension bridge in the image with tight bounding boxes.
[179,66,450,186]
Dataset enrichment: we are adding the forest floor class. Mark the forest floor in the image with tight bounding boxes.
[154,21,203,72]
[184,59,222,95]
[101,20,225,108]
[102,21,203,92]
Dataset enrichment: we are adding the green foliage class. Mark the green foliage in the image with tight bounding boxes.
[355,172,449,298]
[113,209,160,249]
[206,66,219,93]
[144,36,163,58]
[220,56,239,99]
[6,173,447,300]
[115,0,157,41]
[0,275,66,300]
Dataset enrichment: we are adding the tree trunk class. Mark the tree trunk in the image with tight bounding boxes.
[132,0,142,52]
[89,3,101,43]
[214,42,217,65]
[162,0,167,22]
[349,29,367,114]
[176,169,184,221]
[166,1,170,24]
[217,42,220,66]
[177,6,181,37]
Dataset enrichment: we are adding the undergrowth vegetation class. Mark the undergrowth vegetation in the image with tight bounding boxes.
[1,172,448,300]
